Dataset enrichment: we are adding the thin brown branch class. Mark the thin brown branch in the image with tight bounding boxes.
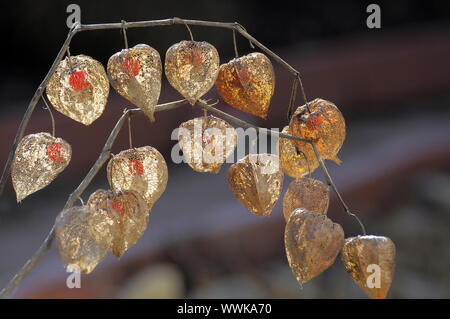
[0,99,187,298]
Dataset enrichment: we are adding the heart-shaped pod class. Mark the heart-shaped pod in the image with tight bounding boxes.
[279,126,319,178]
[87,189,149,258]
[107,146,168,210]
[46,55,109,125]
[11,132,71,202]
[178,115,237,173]
[285,209,344,284]
[55,205,108,274]
[289,98,346,164]
[108,44,162,121]
[165,40,219,104]
[227,153,284,216]
[282,177,330,222]
[215,52,275,118]
[341,235,396,299]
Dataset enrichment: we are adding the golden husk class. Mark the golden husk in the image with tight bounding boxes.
[107,44,162,122]
[279,126,319,178]
[341,235,396,299]
[55,205,108,274]
[165,40,219,104]
[215,52,275,119]
[289,98,346,164]
[46,55,109,125]
[285,209,344,284]
[87,189,149,258]
[227,153,284,216]
[282,177,330,222]
[107,146,168,210]
[178,115,237,173]
[11,132,71,202]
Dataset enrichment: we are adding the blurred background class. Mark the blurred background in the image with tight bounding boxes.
[0,0,449,298]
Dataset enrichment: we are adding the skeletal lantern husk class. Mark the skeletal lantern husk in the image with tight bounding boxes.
[107,146,168,210]
[87,189,149,258]
[341,235,396,299]
[46,55,110,125]
[215,52,275,119]
[227,153,284,216]
[55,205,108,274]
[279,126,319,178]
[11,132,71,202]
[289,98,346,164]
[285,209,344,284]
[165,40,219,104]
[282,177,330,222]
[178,115,237,173]
[107,44,162,122]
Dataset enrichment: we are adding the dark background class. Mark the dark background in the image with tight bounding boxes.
[0,0,449,298]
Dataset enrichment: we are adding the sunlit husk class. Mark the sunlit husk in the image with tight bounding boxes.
[107,44,162,121]
[215,52,275,118]
[87,189,149,258]
[178,115,237,173]
[11,132,71,202]
[55,205,107,274]
[341,235,396,299]
[165,40,219,104]
[46,55,109,125]
[279,126,319,178]
[285,209,344,284]
[107,146,168,210]
[227,153,284,216]
[289,98,346,164]
[282,177,330,222]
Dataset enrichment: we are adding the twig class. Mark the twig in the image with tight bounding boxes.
[287,76,299,121]
[310,143,366,235]
[232,30,239,58]
[41,97,56,137]
[121,20,129,49]
[127,115,133,149]
[0,99,187,298]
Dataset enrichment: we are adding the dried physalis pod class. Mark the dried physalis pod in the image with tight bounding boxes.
[282,177,330,222]
[107,44,162,122]
[55,205,107,274]
[107,146,168,210]
[46,55,109,125]
[285,209,344,285]
[178,115,237,173]
[279,126,319,178]
[165,40,219,104]
[341,235,396,299]
[227,153,284,216]
[11,132,71,202]
[215,52,275,118]
[86,189,120,248]
[289,98,346,164]
[87,189,149,257]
